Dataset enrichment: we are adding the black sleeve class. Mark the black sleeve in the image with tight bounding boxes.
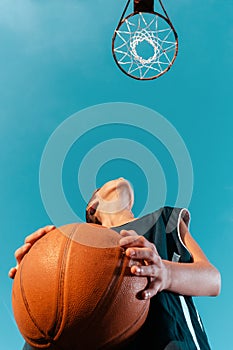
[162,206,192,263]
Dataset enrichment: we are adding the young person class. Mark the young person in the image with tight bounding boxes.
[9,177,221,350]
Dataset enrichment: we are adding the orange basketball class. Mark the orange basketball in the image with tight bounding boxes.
[12,223,149,349]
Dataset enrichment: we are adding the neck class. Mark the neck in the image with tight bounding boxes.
[100,210,136,228]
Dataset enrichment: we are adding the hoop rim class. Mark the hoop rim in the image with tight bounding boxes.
[112,11,178,81]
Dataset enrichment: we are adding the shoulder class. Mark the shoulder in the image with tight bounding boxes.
[159,206,191,233]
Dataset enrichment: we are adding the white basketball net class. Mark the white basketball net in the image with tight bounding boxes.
[113,12,178,80]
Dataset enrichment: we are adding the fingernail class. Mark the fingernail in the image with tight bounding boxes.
[128,249,135,256]
[144,291,151,300]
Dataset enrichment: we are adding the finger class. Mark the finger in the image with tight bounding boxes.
[25,225,55,245]
[119,234,149,248]
[119,229,138,237]
[130,257,162,275]
[119,235,145,247]
[8,267,17,279]
[125,246,160,265]
[141,279,162,299]
[15,242,32,264]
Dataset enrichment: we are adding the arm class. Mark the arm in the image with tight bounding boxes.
[8,225,55,279]
[163,219,221,296]
[119,220,221,299]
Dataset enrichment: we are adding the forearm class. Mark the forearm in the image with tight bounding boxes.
[164,260,221,296]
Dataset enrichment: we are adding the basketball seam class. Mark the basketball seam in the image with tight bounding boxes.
[68,247,126,341]
[50,224,78,339]
[20,254,52,345]
[96,255,149,349]
[88,252,149,349]
[19,228,77,347]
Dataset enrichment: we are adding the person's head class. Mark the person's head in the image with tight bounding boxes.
[85,177,134,225]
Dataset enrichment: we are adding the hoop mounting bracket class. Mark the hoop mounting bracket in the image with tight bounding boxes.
[134,0,154,13]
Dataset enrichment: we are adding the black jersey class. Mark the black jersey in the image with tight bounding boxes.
[111,206,211,350]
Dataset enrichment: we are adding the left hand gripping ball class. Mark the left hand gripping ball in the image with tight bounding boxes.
[12,223,150,349]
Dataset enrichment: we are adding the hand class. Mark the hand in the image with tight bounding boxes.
[8,225,56,279]
[119,229,170,300]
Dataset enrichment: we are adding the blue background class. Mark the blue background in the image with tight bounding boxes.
[0,1,232,349]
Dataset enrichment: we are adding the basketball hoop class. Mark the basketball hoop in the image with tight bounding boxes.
[112,0,178,80]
